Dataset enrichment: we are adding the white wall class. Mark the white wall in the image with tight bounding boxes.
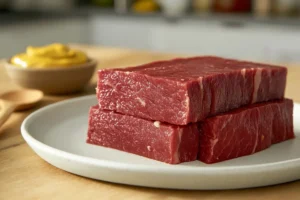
[90,15,300,63]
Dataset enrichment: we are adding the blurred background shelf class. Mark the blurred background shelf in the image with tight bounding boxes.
[1,0,300,64]
[2,5,300,26]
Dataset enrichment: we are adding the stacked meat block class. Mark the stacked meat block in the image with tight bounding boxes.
[87,56,294,164]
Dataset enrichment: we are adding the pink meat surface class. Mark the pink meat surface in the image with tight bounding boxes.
[87,105,199,164]
[97,56,287,125]
[198,99,294,164]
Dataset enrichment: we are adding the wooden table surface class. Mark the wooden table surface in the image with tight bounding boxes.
[1,45,300,200]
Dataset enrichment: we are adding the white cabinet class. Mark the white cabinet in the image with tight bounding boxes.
[152,21,300,63]
[90,15,300,63]
[89,15,158,50]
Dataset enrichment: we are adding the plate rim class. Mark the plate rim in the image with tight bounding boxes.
[21,95,300,175]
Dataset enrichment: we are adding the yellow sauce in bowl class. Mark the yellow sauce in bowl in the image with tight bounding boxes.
[11,43,88,68]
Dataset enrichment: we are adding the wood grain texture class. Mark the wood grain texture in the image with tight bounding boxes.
[0,45,300,200]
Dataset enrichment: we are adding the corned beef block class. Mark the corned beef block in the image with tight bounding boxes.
[199,99,294,164]
[86,105,199,164]
[97,56,287,125]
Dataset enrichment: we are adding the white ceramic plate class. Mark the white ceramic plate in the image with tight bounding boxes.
[21,95,300,190]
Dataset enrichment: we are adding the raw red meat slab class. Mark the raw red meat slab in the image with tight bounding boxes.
[198,99,294,164]
[97,56,287,125]
[86,105,199,164]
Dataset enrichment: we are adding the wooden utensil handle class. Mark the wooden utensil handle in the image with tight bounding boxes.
[0,99,17,128]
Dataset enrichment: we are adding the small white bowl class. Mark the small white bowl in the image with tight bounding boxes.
[4,59,97,95]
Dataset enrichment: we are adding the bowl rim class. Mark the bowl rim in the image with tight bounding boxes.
[4,58,98,72]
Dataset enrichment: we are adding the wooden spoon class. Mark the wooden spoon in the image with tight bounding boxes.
[0,89,44,127]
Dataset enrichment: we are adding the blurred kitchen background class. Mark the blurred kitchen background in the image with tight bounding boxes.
[1,0,300,63]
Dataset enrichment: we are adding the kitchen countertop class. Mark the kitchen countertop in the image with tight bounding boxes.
[0,45,300,200]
